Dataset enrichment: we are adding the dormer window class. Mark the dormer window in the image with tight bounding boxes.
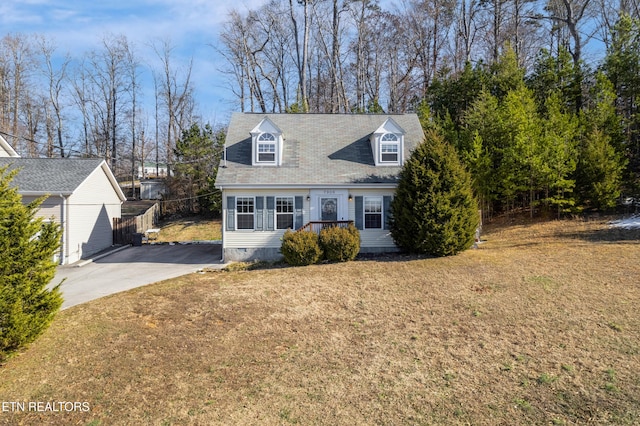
[380,133,399,163]
[370,118,406,166]
[250,117,283,166]
[257,133,276,163]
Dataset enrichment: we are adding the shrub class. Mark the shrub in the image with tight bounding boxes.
[280,230,322,266]
[319,224,360,262]
[390,128,479,257]
[0,166,63,362]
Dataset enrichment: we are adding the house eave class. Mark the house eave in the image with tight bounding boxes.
[19,190,72,197]
[216,183,399,190]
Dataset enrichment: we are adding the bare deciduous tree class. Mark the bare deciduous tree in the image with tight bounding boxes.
[151,38,194,176]
[0,34,38,155]
[38,36,70,157]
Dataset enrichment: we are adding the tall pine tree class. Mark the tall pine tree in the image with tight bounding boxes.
[0,166,63,361]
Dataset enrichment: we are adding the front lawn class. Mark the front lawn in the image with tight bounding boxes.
[0,218,638,425]
[154,216,222,242]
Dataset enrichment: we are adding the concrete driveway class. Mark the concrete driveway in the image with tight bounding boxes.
[53,243,224,309]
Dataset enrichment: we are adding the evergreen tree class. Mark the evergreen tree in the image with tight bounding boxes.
[427,62,489,128]
[575,129,626,210]
[172,123,225,216]
[527,47,583,115]
[602,15,640,195]
[540,93,580,215]
[576,73,628,210]
[488,44,526,100]
[0,166,62,362]
[498,85,544,214]
[390,129,479,257]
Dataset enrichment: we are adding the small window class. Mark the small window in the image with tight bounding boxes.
[276,197,294,229]
[236,197,255,230]
[380,133,399,163]
[364,197,383,229]
[257,133,276,162]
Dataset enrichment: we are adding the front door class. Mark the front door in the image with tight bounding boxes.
[320,197,338,221]
[310,189,348,222]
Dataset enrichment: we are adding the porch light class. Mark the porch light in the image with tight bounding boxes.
[348,194,353,202]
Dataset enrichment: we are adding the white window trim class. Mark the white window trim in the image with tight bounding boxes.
[235,196,255,231]
[275,196,295,230]
[379,133,400,164]
[363,196,383,229]
[256,133,277,164]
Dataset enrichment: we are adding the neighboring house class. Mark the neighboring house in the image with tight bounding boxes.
[215,113,424,262]
[0,157,126,265]
[0,134,20,157]
[138,161,171,178]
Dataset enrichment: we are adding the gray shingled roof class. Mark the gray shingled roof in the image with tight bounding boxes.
[0,158,107,194]
[216,113,424,187]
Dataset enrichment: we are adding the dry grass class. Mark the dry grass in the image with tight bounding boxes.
[154,217,222,243]
[1,218,639,425]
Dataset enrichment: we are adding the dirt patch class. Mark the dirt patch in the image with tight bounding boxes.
[0,219,638,425]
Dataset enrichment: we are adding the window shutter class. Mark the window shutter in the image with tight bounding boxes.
[226,196,235,231]
[255,196,264,231]
[383,196,392,230]
[266,196,275,231]
[355,196,363,230]
[294,196,304,229]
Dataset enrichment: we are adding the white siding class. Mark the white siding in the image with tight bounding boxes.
[222,187,397,253]
[22,196,63,223]
[223,189,308,250]
[20,195,64,263]
[348,188,397,248]
[65,167,122,263]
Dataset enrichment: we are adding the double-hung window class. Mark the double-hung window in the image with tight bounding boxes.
[275,197,294,229]
[236,197,255,230]
[380,133,399,163]
[364,197,383,229]
[257,133,276,163]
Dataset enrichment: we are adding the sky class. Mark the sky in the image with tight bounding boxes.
[0,0,269,125]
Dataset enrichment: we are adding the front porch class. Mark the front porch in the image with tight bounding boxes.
[298,220,354,234]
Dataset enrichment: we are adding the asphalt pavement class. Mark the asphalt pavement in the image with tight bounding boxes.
[53,243,225,309]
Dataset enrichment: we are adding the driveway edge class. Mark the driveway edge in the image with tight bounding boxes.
[75,245,131,267]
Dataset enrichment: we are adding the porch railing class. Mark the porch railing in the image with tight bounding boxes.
[297,220,354,234]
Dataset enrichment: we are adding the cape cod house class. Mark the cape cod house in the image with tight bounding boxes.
[0,135,126,265]
[215,113,424,262]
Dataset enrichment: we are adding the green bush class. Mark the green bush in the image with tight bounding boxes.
[0,166,63,362]
[390,128,479,257]
[319,224,360,262]
[280,230,322,266]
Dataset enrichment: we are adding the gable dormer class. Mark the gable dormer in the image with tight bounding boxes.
[370,117,405,166]
[250,117,283,166]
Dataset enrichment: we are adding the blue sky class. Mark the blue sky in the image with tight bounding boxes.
[1,0,268,124]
